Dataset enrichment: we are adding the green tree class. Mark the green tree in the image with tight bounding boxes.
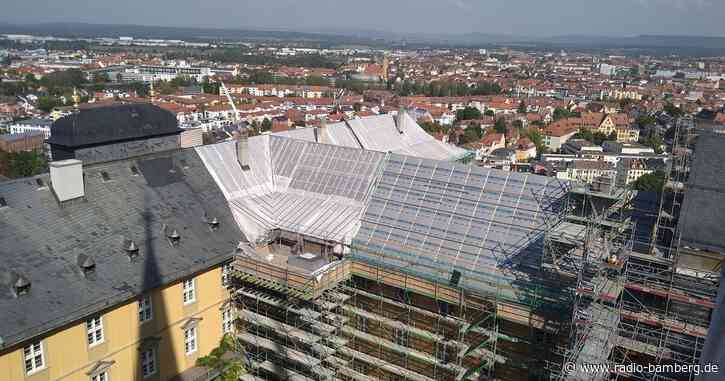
[644,132,664,154]
[553,107,578,121]
[494,118,507,134]
[484,110,494,117]
[261,118,272,132]
[93,73,110,83]
[512,120,524,131]
[196,334,244,381]
[37,96,60,112]
[5,151,47,178]
[459,123,483,145]
[631,170,666,194]
[455,107,482,121]
[663,103,684,118]
[517,101,526,113]
[635,114,656,128]
[523,127,548,156]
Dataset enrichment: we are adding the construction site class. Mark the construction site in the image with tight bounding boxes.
[193,114,725,381]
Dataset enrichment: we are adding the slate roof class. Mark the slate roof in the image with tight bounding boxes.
[679,131,725,253]
[0,148,242,349]
[47,103,182,148]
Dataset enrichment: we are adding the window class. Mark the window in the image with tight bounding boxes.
[140,348,157,378]
[86,316,104,346]
[138,296,153,323]
[23,341,45,374]
[91,371,109,381]
[184,327,197,354]
[221,263,232,286]
[222,309,234,334]
[182,278,196,304]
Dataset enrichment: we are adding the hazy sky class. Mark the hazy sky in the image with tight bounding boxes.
[2,0,724,37]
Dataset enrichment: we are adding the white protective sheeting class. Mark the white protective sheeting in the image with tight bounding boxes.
[272,113,466,161]
[197,135,385,243]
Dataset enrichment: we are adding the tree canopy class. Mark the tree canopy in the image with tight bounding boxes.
[631,170,666,194]
[455,107,482,121]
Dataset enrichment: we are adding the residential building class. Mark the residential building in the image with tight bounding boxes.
[556,159,616,184]
[616,158,666,187]
[543,120,579,152]
[0,104,241,381]
[0,131,45,153]
[7,118,53,139]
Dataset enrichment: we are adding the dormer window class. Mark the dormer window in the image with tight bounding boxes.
[101,171,111,182]
[168,229,181,246]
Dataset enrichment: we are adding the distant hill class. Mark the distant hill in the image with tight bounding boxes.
[1,22,725,55]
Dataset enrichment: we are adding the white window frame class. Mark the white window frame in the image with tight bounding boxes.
[222,309,234,334]
[86,316,105,347]
[184,326,198,355]
[140,347,157,378]
[182,278,196,305]
[138,295,153,323]
[23,341,45,375]
[91,370,109,381]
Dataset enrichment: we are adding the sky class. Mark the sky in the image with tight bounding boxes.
[1,0,724,37]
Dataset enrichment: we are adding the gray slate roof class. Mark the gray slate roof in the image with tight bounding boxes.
[0,148,242,349]
[47,103,181,148]
[679,131,725,253]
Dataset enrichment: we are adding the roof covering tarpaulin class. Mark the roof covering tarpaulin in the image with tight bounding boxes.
[275,113,467,161]
[352,153,568,302]
[197,135,385,243]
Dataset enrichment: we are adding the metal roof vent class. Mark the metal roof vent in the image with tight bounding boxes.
[14,274,31,297]
[167,228,181,247]
[77,254,96,277]
[203,214,220,231]
[125,240,140,260]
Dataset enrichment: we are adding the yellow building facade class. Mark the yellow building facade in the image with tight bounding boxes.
[0,264,231,381]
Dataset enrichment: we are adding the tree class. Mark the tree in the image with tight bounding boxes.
[523,127,548,156]
[261,118,272,132]
[93,73,110,83]
[484,110,494,117]
[663,103,684,118]
[553,107,578,121]
[635,114,656,128]
[631,170,666,194]
[37,96,60,112]
[202,80,221,95]
[517,101,527,113]
[196,334,244,381]
[459,123,483,145]
[512,120,524,131]
[494,118,507,134]
[644,131,664,154]
[3,150,47,178]
[455,107,482,121]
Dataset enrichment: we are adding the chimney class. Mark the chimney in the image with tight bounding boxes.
[317,117,328,144]
[50,159,84,202]
[395,107,406,134]
[236,130,250,170]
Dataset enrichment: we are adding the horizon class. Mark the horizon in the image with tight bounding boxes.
[2,0,724,38]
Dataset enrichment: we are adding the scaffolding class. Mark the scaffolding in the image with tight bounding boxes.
[221,125,722,381]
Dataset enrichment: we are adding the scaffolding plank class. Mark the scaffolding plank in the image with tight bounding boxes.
[238,310,322,344]
[236,332,322,367]
[337,346,437,381]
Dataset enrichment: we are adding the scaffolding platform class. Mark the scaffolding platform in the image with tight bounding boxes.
[337,346,437,381]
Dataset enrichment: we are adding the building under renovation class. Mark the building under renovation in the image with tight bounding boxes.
[194,115,724,381]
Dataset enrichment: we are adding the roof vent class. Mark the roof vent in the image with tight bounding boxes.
[0,197,6,208]
[77,254,96,277]
[101,171,111,182]
[203,214,220,231]
[14,274,31,297]
[125,240,140,259]
[164,226,181,247]
[130,165,139,176]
